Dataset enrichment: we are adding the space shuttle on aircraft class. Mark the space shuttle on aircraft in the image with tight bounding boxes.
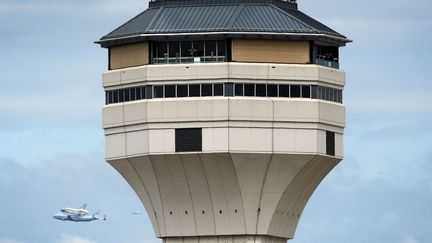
[61,203,89,215]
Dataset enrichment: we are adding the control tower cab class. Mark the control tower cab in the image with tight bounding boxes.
[96,0,351,242]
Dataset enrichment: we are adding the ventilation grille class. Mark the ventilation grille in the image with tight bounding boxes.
[175,128,202,152]
[326,131,335,156]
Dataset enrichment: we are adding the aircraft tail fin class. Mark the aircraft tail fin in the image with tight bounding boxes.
[80,203,87,210]
[94,209,100,216]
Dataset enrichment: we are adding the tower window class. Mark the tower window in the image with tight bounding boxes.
[152,40,228,64]
[326,131,335,156]
[175,128,202,152]
[119,89,125,102]
[311,85,318,99]
[235,83,244,96]
[244,84,255,96]
[201,84,213,96]
[301,85,311,98]
[145,85,153,99]
[214,84,223,96]
[279,85,289,97]
[267,84,278,97]
[130,88,136,101]
[164,85,176,98]
[291,85,301,97]
[154,86,163,98]
[136,87,142,100]
[177,85,188,97]
[124,88,130,102]
[225,83,234,97]
[104,83,343,105]
[256,84,266,97]
[189,84,200,97]
[113,90,119,103]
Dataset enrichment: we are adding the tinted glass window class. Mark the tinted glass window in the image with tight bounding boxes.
[279,85,289,97]
[201,84,212,96]
[291,85,301,97]
[141,86,146,99]
[205,40,217,57]
[302,85,311,98]
[193,41,204,57]
[225,83,234,97]
[165,85,176,98]
[311,85,318,99]
[106,83,342,104]
[181,41,192,58]
[106,91,110,105]
[318,86,324,99]
[189,84,200,97]
[113,90,119,103]
[267,85,278,97]
[145,85,153,99]
[235,83,244,96]
[154,86,163,98]
[256,84,266,97]
[168,42,180,58]
[177,85,188,97]
[136,87,142,100]
[124,89,130,102]
[119,89,124,102]
[214,84,223,96]
[244,84,255,96]
[157,42,167,58]
[217,40,225,57]
[325,87,331,101]
[130,88,136,101]
[108,91,113,104]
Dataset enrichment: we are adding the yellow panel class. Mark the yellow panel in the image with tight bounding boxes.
[232,39,310,64]
[110,42,149,69]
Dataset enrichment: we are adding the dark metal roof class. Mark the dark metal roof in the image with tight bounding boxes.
[98,0,349,47]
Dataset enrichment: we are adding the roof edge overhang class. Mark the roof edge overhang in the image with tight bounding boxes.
[148,0,298,10]
[95,32,352,48]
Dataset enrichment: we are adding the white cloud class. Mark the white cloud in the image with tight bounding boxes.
[401,235,418,243]
[57,234,97,243]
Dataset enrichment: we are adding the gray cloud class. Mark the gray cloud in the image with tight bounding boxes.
[0,154,159,243]
[294,154,432,243]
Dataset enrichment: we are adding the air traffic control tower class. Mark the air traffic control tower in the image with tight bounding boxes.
[96,0,350,242]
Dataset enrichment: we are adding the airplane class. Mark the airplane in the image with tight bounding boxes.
[132,211,142,215]
[61,203,89,215]
[53,210,106,222]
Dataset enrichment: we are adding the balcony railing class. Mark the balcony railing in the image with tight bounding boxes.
[316,57,339,69]
[153,56,226,64]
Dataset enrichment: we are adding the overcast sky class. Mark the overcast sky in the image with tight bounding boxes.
[1,0,431,243]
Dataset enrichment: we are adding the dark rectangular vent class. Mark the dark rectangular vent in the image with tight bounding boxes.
[175,128,202,152]
[326,131,335,156]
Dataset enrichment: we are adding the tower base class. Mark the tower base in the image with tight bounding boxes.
[163,235,288,243]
